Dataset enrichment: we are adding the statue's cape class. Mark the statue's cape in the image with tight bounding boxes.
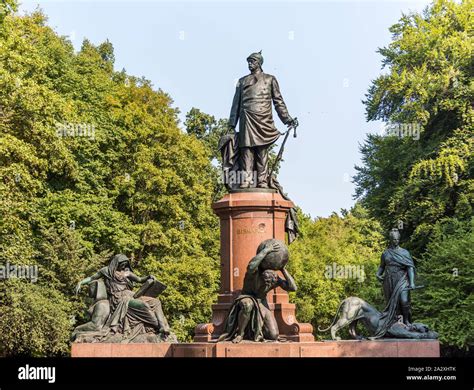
[383,247,414,268]
[372,247,414,339]
[372,275,408,339]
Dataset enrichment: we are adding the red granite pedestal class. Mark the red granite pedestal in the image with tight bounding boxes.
[194,190,314,342]
[70,191,441,358]
[71,339,440,357]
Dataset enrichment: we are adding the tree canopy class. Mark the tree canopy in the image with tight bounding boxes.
[0,8,219,354]
[354,0,473,352]
[0,0,471,356]
[288,204,385,338]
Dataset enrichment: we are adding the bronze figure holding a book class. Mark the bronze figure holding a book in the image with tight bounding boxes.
[72,254,176,343]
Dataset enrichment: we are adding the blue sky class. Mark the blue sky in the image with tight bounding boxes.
[21,0,431,218]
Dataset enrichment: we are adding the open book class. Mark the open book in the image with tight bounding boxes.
[133,279,167,299]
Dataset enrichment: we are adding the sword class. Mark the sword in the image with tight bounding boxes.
[403,285,425,291]
[269,117,298,179]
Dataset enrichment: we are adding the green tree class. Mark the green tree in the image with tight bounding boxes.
[354,0,473,353]
[354,0,473,252]
[0,280,73,357]
[0,0,17,25]
[414,219,473,354]
[0,10,220,354]
[184,107,231,202]
[288,204,384,338]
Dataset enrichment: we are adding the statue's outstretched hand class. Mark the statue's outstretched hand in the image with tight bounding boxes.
[376,274,384,283]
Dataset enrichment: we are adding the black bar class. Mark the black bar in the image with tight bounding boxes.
[0,357,472,388]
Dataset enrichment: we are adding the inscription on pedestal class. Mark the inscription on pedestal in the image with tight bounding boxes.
[236,223,266,235]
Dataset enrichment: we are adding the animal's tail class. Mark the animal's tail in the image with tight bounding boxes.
[318,300,345,332]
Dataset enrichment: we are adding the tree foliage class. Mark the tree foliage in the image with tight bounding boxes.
[1,0,471,356]
[355,0,473,250]
[414,219,473,353]
[288,204,384,338]
[354,0,473,352]
[0,10,219,354]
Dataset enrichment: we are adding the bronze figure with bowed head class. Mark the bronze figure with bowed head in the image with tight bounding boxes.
[218,239,297,343]
[73,254,175,343]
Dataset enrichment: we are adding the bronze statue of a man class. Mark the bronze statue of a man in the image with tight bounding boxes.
[229,51,297,188]
[218,240,297,343]
[376,228,416,327]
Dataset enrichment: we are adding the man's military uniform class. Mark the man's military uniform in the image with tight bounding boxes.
[229,52,293,187]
